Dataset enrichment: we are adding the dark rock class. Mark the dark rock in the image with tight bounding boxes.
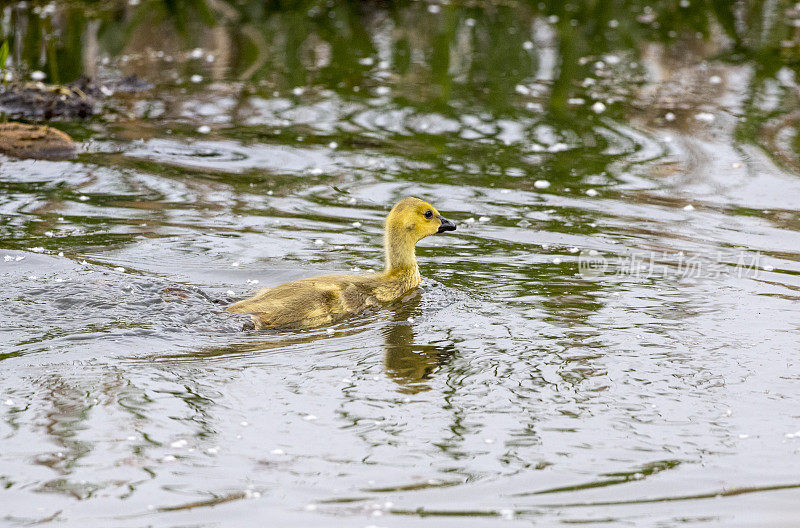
[0,75,152,120]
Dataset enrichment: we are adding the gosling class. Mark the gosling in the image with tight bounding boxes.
[227,197,456,330]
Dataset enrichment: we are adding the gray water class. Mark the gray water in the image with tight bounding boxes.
[2,1,800,526]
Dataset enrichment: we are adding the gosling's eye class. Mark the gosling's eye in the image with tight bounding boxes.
[424,210,433,219]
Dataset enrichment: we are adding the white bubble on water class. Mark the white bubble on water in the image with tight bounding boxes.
[695,112,715,123]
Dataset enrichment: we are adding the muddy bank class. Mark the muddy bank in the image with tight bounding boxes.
[0,122,75,160]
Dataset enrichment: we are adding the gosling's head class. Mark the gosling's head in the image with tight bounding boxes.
[385,197,456,243]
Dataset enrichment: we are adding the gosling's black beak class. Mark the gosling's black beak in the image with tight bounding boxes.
[437,215,457,233]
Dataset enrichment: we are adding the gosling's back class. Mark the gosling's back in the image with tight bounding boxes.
[227,272,418,329]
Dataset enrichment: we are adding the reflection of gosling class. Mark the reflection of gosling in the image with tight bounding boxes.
[227,197,457,330]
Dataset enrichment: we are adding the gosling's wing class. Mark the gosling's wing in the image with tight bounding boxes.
[226,275,374,328]
[339,282,381,314]
[226,280,328,314]
[226,286,281,314]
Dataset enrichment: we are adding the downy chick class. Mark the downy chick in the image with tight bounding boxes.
[227,197,456,330]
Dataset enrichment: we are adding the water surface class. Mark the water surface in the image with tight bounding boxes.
[2,1,800,526]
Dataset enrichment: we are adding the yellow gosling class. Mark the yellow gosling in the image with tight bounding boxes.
[227,197,456,330]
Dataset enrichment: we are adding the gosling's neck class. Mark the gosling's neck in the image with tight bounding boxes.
[383,230,419,280]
